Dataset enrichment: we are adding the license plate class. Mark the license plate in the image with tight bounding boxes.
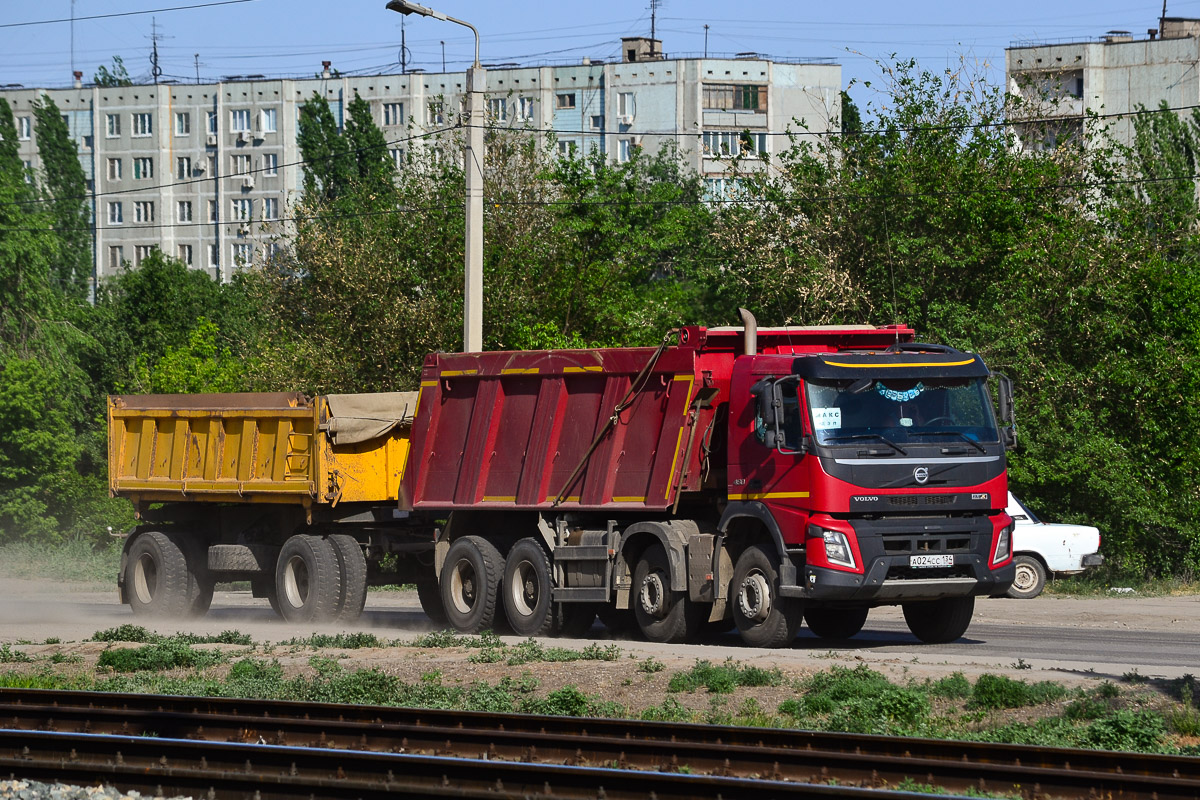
[910,554,954,568]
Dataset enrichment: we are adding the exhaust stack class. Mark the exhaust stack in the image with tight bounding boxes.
[738,307,758,356]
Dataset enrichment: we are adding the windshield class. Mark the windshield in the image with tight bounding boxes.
[806,377,999,447]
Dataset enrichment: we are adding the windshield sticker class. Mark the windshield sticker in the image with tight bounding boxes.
[877,381,924,402]
[813,407,842,430]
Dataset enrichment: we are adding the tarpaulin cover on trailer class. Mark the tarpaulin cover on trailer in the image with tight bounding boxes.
[324,392,418,445]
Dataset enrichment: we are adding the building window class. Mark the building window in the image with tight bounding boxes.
[702,83,767,112]
[263,197,278,220]
[618,91,635,120]
[133,157,153,179]
[107,202,123,225]
[232,242,252,265]
[702,130,767,158]
[135,244,157,265]
[389,148,404,169]
[177,244,193,265]
[176,156,191,179]
[208,199,218,222]
[557,139,577,156]
[232,198,252,221]
[177,200,192,222]
[487,97,507,122]
[108,245,124,270]
[259,107,277,133]
[555,92,576,110]
[106,114,120,138]
[618,138,636,163]
[175,112,190,136]
[590,115,603,130]
[21,160,31,182]
[230,109,251,132]
[17,117,31,140]
[134,201,155,223]
[107,158,122,181]
[518,97,534,120]
[209,243,220,268]
[132,112,153,137]
[207,111,218,134]
[232,154,251,175]
[427,101,445,125]
[262,153,278,175]
[383,102,403,126]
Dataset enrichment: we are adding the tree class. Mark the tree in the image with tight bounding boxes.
[33,94,92,298]
[93,56,132,87]
[296,93,353,203]
[343,92,395,195]
[0,99,26,189]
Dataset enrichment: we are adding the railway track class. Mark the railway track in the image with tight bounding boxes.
[1,688,1197,799]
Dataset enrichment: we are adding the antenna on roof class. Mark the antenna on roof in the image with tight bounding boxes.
[650,0,663,41]
[148,17,171,84]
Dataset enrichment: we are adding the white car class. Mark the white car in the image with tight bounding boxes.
[1005,492,1103,598]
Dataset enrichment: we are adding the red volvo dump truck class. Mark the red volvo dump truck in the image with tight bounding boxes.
[109,311,1016,646]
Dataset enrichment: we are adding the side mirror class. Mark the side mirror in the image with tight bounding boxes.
[996,373,1017,450]
[750,378,779,448]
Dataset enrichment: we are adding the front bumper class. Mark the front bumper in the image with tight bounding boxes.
[795,514,1015,603]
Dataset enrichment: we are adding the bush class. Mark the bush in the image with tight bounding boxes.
[970,674,1068,710]
[667,659,783,694]
[97,642,224,672]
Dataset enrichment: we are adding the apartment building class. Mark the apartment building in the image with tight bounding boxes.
[3,38,840,288]
[1006,18,1200,150]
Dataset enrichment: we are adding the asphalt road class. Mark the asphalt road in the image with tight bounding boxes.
[1,579,1197,682]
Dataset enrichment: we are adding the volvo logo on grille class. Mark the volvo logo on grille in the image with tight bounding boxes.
[913,466,930,484]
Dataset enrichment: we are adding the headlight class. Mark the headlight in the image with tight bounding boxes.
[992,524,1012,565]
[822,530,856,569]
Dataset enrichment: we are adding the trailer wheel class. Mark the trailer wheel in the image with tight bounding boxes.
[731,544,804,648]
[127,532,195,618]
[902,596,975,643]
[502,538,556,636]
[441,536,504,633]
[804,607,869,640]
[632,544,701,643]
[416,575,448,627]
[1006,555,1047,599]
[275,534,342,623]
[328,534,368,622]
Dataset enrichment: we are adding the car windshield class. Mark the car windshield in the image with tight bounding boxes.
[806,377,999,448]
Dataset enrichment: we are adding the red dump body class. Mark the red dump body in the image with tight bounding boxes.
[401,324,915,512]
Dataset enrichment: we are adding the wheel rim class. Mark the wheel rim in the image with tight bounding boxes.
[1012,563,1036,593]
[738,571,772,622]
[282,554,311,609]
[510,559,539,617]
[449,559,478,615]
[639,570,667,618]
[132,552,157,605]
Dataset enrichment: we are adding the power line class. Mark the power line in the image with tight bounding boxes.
[0,0,258,30]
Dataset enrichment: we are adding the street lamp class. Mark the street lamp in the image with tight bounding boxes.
[386,0,485,353]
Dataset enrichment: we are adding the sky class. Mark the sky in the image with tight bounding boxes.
[1,0,1198,104]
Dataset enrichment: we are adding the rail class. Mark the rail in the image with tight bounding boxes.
[1,689,1196,799]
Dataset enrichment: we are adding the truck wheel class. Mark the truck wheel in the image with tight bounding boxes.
[275,534,342,623]
[632,544,701,643]
[902,596,975,643]
[328,534,368,622]
[127,531,195,618]
[804,607,869,639]
[441,536,504,633]
[503,538,556,636]
[416,575,448,627]
[731,544,804,648]
[1006,555,1047,599]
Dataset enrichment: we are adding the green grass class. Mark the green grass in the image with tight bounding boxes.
[97,641,225,672]
[667,659,783,694]
[282,633,382,649]
[468,638,623,666]
[0,539,121,586]
[1046,572,1200,597]
[91,626,252,646]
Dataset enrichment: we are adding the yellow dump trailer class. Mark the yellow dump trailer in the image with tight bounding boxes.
[107,391,439,624]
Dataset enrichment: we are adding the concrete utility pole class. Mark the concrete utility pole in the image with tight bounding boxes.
[386,0,485,353]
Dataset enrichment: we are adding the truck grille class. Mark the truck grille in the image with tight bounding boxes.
[882,536,972,553]
[888,495,956,508]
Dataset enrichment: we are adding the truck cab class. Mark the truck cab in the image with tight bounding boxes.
[720,339,1016,643]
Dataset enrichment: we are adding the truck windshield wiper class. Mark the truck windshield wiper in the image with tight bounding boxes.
[821,433,907,455]
[909,430,986,453]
